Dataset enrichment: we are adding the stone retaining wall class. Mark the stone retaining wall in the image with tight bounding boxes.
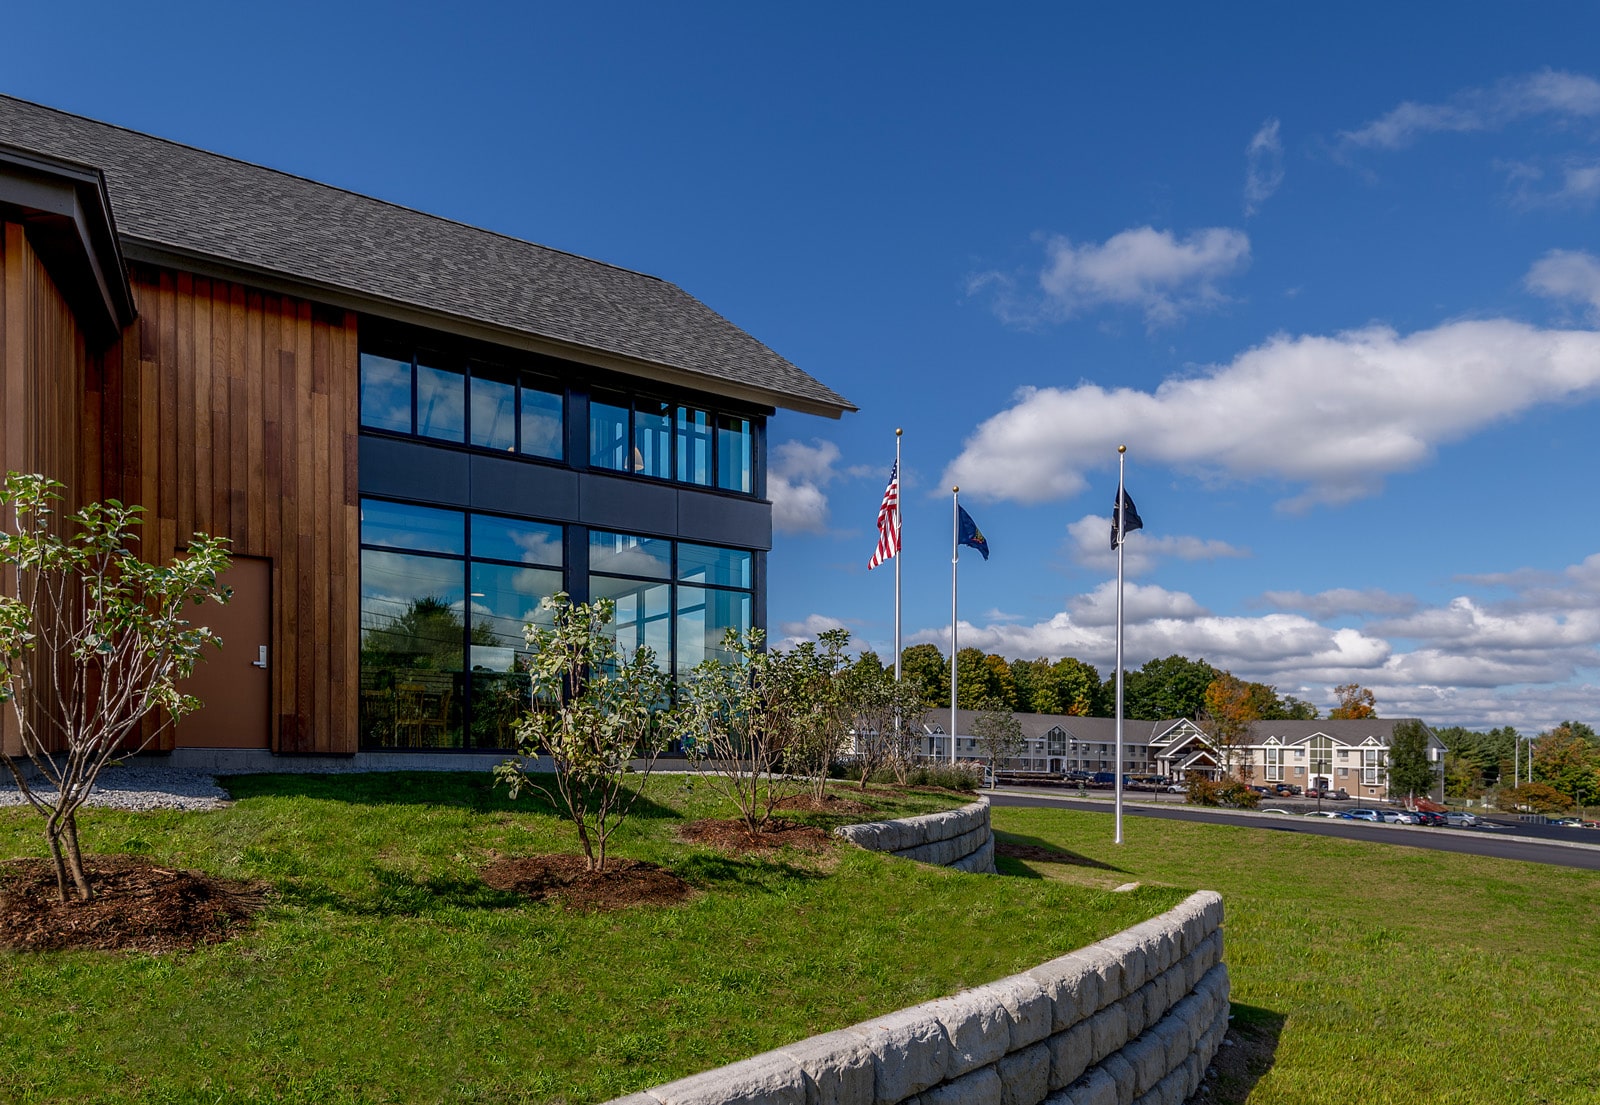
[833,796,996,873]
[611,890,1229,1105]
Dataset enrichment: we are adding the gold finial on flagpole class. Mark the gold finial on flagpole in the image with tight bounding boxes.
[952,485,959,493]
[896,427,902,436]
[1118,444,1127,454]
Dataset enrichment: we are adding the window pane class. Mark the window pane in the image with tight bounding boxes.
[469,365,518,451]
[359,353,411,433]
[360,499,465,555]
[469,563,563,652]
[359,549,466,750]
[636,398,673,479]
[469,561,561,745]
[676,585,751,672]
[416,362,466,441]
[590,394,630,471]
[590,575,671,669]
[520,378,564,460]
[471,514,563,567]
[589,530,671,580]
[677,406,713,486]
[716,414,752,492]
[677,542,751,588]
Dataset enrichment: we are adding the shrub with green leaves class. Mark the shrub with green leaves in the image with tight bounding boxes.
[494,593,675,871]
[0,472,230,901]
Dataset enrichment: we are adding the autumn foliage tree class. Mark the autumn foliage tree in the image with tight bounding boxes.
[1200,674,1259,780]
[1329,683,1377,719]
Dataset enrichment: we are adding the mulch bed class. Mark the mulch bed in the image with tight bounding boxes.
[679,817,836,855]
[0,856,265,953]
[774,793,877,815]
[480,854,693,912]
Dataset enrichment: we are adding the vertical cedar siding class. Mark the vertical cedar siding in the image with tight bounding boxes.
[93,264,360,754]
[0,223,91,754]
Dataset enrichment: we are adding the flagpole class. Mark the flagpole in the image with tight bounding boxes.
[950,485,959,766]
[894,428,903,686]
[1114,445,1127,845]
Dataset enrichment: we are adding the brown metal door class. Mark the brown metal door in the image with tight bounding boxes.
[175,556,271,748]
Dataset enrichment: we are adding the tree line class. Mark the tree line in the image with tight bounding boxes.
[1433,720,1600,811]
[873,644,1323,723]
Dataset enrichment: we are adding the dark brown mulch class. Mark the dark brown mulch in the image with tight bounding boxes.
[479,854,693,912]
[679,817,835,855]
[0,856,265,953]
[774,793,876,815]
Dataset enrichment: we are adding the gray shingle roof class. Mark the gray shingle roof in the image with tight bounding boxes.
[0,95,852,417]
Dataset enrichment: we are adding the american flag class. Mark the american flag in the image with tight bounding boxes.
[868,460,900,570]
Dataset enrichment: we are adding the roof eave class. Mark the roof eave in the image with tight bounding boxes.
[120,238,855,418]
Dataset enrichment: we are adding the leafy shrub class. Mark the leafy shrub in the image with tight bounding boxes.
[1497,782,1572,815]
[901,763,982,792]
[1186,777,1260,809]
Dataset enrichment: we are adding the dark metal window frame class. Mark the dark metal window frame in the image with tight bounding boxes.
[357,496,567,751]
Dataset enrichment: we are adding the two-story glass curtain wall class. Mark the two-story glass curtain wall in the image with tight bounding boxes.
[589,392,752,493]
[588,531,753,677]
[359,350,564,460]
[359,499,562,749]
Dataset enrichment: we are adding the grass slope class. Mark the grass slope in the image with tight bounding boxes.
[0,773,1177,1104]
[993,807,1600,1105]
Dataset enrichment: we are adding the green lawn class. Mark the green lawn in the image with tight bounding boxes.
[0,773,1179,1104]
[993,806,1600,1105]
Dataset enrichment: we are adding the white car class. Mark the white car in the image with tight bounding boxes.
[1375,810,1410,824]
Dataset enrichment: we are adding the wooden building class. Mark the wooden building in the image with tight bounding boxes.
[0,96,851,758]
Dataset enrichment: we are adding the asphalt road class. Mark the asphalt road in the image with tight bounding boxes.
[988,789,1600,871]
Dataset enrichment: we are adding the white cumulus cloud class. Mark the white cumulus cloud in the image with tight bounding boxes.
[943,319,1600,509]
[1244,118,1284,215]
[1260,588,1419,619]
[769,439,842,534]
[1526,249,1600,320]
[970,225,1251,328]
[1341,69,1600,150]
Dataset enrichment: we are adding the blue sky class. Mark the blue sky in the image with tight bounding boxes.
[10,2,1600,730]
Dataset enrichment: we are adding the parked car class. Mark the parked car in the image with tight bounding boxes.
[1063,771,1092,783]
[1259,807,1294,815]
[1413,810,1447,827]
[1305,811,1342,818]
[1165,782,1188,793]
[1342,809,1382,821]
[1443,811,1479,828]
[1375,810,1409,824]
[1089,771,1118,787]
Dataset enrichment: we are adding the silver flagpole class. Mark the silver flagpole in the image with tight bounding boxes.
[894,428,903,686]
[950,485,959,766]
[1114,445,1127,845]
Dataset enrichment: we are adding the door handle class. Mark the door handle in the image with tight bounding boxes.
[252,645,268,669]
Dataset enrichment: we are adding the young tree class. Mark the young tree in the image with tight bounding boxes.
[676,628,807,833]
[1387,719,1437,802]
[843,657,924,788]
[1330,683,1377,719]
[495,594,674,872]
[784,628,855,802]
[954,647,1000,707]
[1200,674,1259,780]
[0,473,231,901]
[970,697,1025,786]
